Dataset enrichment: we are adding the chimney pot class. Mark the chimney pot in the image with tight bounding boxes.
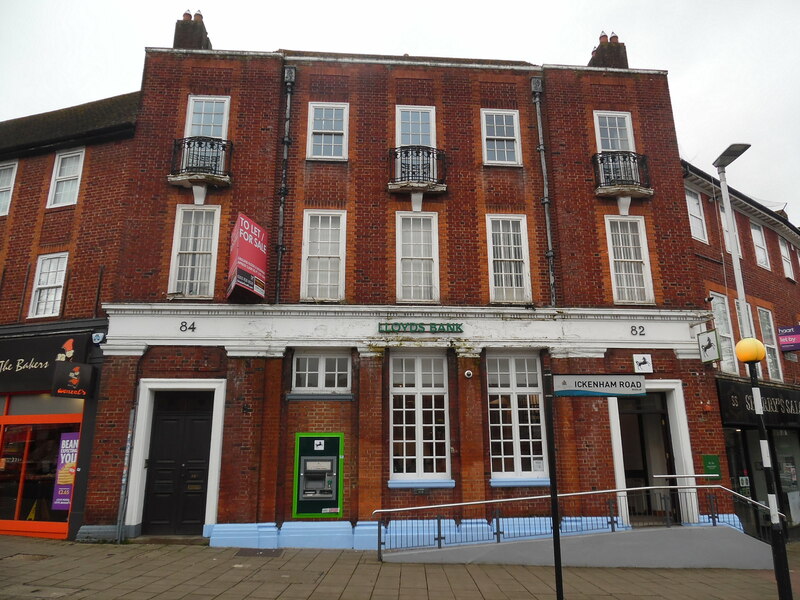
[610,32,618,43]
[183,10,191,20]
[599,31,608,43]
[194,10,203,21]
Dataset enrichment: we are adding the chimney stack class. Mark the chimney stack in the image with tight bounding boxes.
[588,31,628,69]
[173,10,212,50]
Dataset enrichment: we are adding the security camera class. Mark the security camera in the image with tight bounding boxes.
[704,296,714,303]
[91,332,105,344]
[464,370,473,379]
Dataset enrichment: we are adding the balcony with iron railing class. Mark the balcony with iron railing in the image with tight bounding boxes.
[167,136,233,189]
[592,151,653,198]
[388,146,446,193]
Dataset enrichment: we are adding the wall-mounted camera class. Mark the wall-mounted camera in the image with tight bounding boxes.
[91,332,105,344]
[464,370,473,379]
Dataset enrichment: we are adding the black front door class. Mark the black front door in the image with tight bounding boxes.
[142,391,213,535]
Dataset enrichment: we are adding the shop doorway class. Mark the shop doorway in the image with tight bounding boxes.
[142,391,212,535]
[618,393,679,523]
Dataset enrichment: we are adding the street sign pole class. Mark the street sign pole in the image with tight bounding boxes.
[542,368,564,600]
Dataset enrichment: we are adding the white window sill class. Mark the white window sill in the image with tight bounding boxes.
[286,392,353,401]
[490,478,550,488]
[483,162,523,168]
[388,479,455,489]
[306,157,348,162]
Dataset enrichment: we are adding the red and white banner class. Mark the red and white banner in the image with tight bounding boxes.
[227,212,267,298]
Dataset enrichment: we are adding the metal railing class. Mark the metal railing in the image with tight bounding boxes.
[171,136,233,178]
[592,151,650,188]
[373,485,780,559]
[389,146,446,186]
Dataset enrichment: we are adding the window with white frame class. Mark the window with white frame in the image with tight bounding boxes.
[29,252,68,318]
[734,301,762,377]
[481,109,521,166]
[184,96,230,173]
[0,161,17,216]
[307,102,349,160]
[168,205,220,297]
[750,222,770,269]
[47,149,84,208]
[396,212,439,302]
[186,96,230,138]
[292,351,351,393]
[605,215,654,304]
[779,238,794,280]
[710,292,737,373]
[486,215,531,303]
[685,188,708,242]
[719,203,741,256]
[395,105,436,181]
[390,353,450,480]
[486,353,546,479]
[594,111,634,152]
[301,210,346,301]
[757,307,783,382]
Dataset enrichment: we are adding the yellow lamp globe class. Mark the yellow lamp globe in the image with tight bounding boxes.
[735,337,766,363]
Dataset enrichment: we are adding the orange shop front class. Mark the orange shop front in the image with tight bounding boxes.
[0,334,91,539]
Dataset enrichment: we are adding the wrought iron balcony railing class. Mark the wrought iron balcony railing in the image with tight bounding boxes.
[592,151,652,197]
[389,146,446,192]
[170,136,233,180]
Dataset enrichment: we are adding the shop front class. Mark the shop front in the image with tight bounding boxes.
[717,377,800,539]
[0,333,94,538]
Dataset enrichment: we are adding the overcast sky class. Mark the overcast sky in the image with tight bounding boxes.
[2,0,798,225]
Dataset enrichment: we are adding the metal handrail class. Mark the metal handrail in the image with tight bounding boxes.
[372,484,781,518]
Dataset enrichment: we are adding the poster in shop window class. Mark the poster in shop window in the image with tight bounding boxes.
[227,212,267,299]
[51,432,79,511]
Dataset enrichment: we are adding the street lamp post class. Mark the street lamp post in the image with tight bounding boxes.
[735,338,793,600]
[713,143,752,336]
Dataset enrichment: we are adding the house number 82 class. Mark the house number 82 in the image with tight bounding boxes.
[630,326,645,336]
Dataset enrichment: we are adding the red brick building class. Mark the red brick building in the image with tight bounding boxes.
[683,161,800,537]
[2,15,796,548]
[0,93,138,538]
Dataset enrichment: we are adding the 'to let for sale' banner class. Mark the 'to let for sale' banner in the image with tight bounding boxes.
[227,212,267,299]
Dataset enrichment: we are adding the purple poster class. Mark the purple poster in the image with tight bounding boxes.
[51,432,80,511]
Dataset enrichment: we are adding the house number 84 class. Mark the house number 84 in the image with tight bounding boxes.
[179,321,197,332]
[630,326,645,336]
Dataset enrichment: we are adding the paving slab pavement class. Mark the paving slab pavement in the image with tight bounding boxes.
[0,536,797,600]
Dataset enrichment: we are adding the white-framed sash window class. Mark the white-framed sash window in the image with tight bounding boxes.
[709,292,737,374]
[396,211,439,302]
[481,109,521,166]
[779,238,794,280]
[301,210,346,301]
[0,161,18,216]
[168,205,220,298]
[486,215,531,303]
[486,353,546,480]
[750,222,770,270]
[685,188,708,242]
[47,149,84,208]
[307,102,349,160]
[29,252,68,318]
[757,307,783,382]
[605,215,654,304]
[389,352,450,481]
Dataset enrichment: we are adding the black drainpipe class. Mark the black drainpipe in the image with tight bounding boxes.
[274,65,296,304]
[532,76,557,307]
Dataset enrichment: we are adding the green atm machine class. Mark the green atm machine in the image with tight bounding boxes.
[292,433,344,518]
